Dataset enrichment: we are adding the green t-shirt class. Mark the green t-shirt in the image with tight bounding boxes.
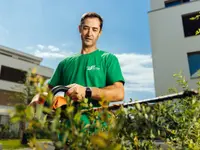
[48,49,125,107]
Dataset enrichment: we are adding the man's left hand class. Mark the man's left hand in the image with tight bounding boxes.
[66,83,86,101]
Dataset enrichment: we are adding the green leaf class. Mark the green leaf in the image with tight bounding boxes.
[35,104,43,119]
[90,135,107,148]
[145,113,148,119]
[84,98,88,103]
[67,106,74,114]
[10,116,21,123]
[74,112,81,124]
[25,106,34,120]
[135,103,141,111]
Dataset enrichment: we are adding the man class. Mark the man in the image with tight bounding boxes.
[48,12,125,107]
[29,12,125,149]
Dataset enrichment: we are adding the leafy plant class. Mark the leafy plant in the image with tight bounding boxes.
[9,70,200,150]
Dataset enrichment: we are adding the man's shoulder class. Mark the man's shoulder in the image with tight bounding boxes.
[98,49,117,60]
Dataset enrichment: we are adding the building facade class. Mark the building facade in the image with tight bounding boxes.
[0,45,54,126]
[149,0,200,96]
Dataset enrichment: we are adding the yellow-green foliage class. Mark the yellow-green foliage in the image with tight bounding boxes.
[9,70,200,149]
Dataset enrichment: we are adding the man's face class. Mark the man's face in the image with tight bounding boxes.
[79,17,102,47]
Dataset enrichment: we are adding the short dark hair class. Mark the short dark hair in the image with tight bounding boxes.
[80,12,103,30]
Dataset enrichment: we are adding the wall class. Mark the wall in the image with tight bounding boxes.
[149,1,200,96]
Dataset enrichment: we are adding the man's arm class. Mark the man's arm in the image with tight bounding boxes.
[66,82,124,102]
[91,82,124,102]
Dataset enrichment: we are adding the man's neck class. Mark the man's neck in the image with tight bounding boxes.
[81,46,98,54]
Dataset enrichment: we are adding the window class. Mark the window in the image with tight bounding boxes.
[165,0,190,7]
[0,66,27,83]
[182,11,200,37]
[0,115,9,124]
[0,89,22,105]
[187,52,200,78]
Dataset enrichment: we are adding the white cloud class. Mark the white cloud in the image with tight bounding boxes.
[37,44,45,50]
[34,50,66,58]
[47,45,60,52]
[116,53,154,93]
[30,44,74,58]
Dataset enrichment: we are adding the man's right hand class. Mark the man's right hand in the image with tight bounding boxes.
[29,92,48,106]
[66,83,86,101]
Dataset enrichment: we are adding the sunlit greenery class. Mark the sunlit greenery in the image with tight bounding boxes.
[8,70,200,149]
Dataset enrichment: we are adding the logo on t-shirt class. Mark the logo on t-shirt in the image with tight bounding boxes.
[87,65,100,71]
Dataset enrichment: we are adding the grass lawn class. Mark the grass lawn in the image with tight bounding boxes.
[0,139,51,150]
[0,139,28,149]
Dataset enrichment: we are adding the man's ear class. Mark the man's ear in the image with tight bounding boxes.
[98,30,102,37]
[78,25,81,33]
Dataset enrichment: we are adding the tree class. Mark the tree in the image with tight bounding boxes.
[10,68,46,143]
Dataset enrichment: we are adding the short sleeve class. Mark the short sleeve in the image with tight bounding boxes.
[48,61,63,87]
[106,54,125,85]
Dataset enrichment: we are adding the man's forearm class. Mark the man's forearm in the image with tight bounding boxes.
[48,83,124,102]
[91,82,124,102]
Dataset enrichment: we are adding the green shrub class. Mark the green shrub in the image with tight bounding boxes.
[9,71,200,149]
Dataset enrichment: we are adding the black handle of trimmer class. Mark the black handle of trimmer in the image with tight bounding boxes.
[51,85,70,95]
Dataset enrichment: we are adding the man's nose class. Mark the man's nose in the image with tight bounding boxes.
[87,28,92,36]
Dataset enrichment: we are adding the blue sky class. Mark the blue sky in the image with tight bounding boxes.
[0,0,155,101]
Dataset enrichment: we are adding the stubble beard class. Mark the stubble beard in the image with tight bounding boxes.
[82,39,96,49]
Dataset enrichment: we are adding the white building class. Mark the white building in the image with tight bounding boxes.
[0,45,53,126]
[149,0,200,96]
